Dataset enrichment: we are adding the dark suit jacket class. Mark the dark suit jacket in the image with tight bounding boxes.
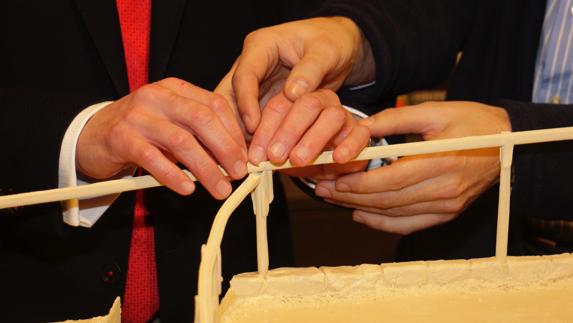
[0,1,319,321]
[317,0,573,259]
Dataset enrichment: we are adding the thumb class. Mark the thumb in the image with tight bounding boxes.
[283,44,343,101]
[214,67,251,141]
[214,67,236,112]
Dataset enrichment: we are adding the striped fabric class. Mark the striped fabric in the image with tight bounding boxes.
[533,0,573,104]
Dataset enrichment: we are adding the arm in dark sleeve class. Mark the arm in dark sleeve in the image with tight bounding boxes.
[0,88,107,193]
[314,0,477,98]
[500,100,573,220]
[0,88,114,238]
[252,0,325,27]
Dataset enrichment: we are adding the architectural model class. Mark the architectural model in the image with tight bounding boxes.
[2,127,573,322]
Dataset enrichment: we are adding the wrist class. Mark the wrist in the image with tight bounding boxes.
[75,101,116,179]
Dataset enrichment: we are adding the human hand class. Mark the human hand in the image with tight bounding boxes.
[77,77,248,200]
[247,89,369,172]
[235,87,370,179]
[216,16,375,134]
[314,101,512,234]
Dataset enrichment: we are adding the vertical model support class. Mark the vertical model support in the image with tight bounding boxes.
[495,135,514,261]
[251,170,274,277]
[195,245,222,322]
[195,174,262,323]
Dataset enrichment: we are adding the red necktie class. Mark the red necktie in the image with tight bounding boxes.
[116,0,159,322]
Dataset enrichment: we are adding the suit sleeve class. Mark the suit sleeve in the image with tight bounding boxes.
[314,0,477,98]
[499,100,573,221]
[0,88,101,190]
[0,88,107,222]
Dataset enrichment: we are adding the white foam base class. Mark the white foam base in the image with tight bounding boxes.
[218,254,573,323]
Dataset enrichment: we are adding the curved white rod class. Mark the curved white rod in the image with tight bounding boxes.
[195,173,261,323]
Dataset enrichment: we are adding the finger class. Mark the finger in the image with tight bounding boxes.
[328,107,357,147]
[319,160,369,178]
[333,154,452,193]
[323,197,466,218]
[360,105,442,138]
[232,33,279,133]
[258,67,290,109]
[315,181,383,208]
[322,199,399,216]
[214,66,236,110]
[214,67,252,143]
[352,210,456,235]
[248,93,292,165]
[267,91,331,164]
[123,137,196,196]
[157,78,247,152]
[215,64,252,141]
[280,160,367,179]
[316,174,460,210]
[208,93,248,152]
[284,43,341,101]
[160,94,248,180]
[290,105,346,166]
[138,120,232,199]
[333,124,370,163]
[214,63,239,116]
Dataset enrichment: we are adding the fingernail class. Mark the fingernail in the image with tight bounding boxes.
[242,113,252,130]
[217,180,232,198]
[315,185,331,198]
[336,182,351,192]
[270,142,286,160]
[353,213,363,222]
[181,181,195,195]
[249,145,266,165]
[234,160,247,178]
[359,117,374,126]
[294,146,310,164]
[290,80,309,98]
[336,147,349,160]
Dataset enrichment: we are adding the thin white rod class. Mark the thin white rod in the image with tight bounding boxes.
[249,126,573,172]
[2,126,573,209]
[495,142,514,260]
[196,173,261,323]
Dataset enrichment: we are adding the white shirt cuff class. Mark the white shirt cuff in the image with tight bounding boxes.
[58,101,118,228]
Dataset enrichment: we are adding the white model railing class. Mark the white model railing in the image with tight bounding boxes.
[192,127,573,323]
[2,127,573,322]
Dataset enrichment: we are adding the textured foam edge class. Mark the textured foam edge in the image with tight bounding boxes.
[228,253,573,298]
[55,297,121,323]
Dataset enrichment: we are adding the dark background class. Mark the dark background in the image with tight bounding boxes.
[282,174,401,266]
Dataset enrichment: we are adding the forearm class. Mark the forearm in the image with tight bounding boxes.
[501,100,573,131]
[0,88,120,226]
[499,100,573,220]
[0,87,108,192]
[314,0,476,97]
